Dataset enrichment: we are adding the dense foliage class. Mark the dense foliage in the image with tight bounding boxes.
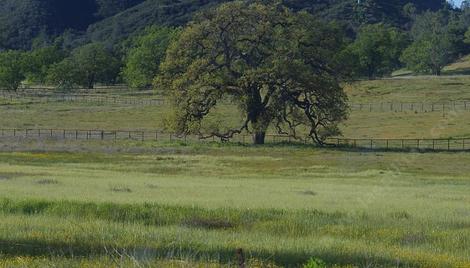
[47,43,120,89]
[0,0,144,49]
[0,51,26,91]
[123,26,180,89]
[344,24,408,79]
[0,0,446,50]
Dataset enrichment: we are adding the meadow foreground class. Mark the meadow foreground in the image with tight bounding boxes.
[0,142,469,267]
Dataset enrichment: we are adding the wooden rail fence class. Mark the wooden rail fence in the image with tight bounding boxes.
[349,101,470,112]
[0,91,165,106]
[2,91,470,112]
[0,128,468,151]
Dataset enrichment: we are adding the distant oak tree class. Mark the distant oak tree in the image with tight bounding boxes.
[47,43,120,89]
[401,11,455,75]
[345,24,408,79]
[156,2,349,145]
[0,50,26,91]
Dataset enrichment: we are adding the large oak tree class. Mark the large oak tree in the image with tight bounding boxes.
[157,1,349,145]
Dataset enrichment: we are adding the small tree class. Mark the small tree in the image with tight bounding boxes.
[46,58,83,90]
[47,43,120,89]
[401,11,455,75]
[25,45,66,84]
[0,50,26,91]
[123,26,179,89]
[345,24,408,79]
[73,43,120,89]
[157,2,349,145]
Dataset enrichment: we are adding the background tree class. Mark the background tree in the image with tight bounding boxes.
[48,43,120,89]
[46,43,120,89]
[123,26,179,89]
[25,44,67,84]
[157,2,349,145]
[345,24,408,79]
[0,50,26,91]
[46,58,82,90]
[401,11,455,75]
[72,43,120,89]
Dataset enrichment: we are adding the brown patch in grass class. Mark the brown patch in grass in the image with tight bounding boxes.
[183,217,235,230]
[110,185,132,193]
[36,178,59,185]
[299,190,317,196]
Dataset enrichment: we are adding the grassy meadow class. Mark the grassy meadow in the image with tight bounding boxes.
[0,75,470,267]
[1,144,470,267]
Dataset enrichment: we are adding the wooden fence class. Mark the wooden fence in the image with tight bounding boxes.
[332,138,470,151]
[0,91,165,106]
[349,101,470,112]
[2,91,470,112]
[0,128,468,151]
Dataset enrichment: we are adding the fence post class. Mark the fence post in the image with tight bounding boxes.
[101,131,104,140]
[448,139,450,151]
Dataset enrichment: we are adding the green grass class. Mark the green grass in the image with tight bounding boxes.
[0,144,470,266]
[2,74,470,266]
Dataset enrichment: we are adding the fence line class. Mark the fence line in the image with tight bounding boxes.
[0,128,468,151]
[2,91,470,112]
[0,91,165,106]
[332,138,470,151]
[349,101,470,112]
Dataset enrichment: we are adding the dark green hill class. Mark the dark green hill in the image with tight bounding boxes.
[0,0,145,49]
[0,0,448,50]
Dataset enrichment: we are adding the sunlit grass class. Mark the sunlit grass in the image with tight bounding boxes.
[0,147,470,266]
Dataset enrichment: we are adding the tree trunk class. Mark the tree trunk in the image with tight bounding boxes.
[253,132,266,145]
[87,80,94,89]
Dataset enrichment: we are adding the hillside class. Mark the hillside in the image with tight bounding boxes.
[0,0,447,50]
[0,0,145,49]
